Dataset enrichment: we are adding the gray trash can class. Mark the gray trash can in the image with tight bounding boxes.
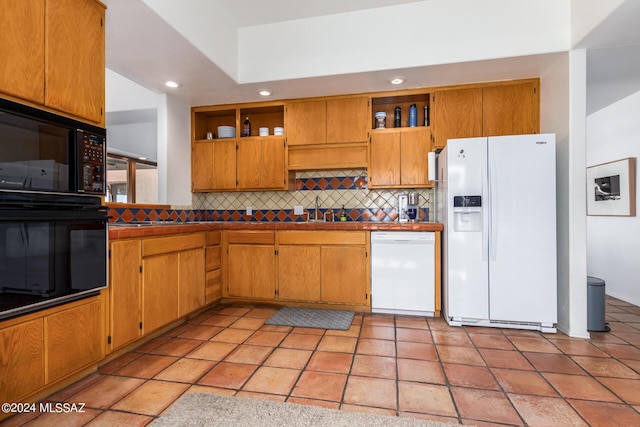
[587,276,610,332]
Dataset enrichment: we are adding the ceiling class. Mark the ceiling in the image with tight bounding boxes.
[103,0,640,114]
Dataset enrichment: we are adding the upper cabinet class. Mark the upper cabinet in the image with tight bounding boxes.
[0,0,45,104]
[431,79,539,149]
[286,97,369,146]
[431,87,483,149]
[482,80,539,137]
[369,92,433,188]
[45,0,105,125]
[0,0,106,126]
[191,103,293,192]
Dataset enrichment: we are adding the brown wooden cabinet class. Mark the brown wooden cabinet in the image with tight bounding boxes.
[45,0,105,124]
[482,80,539,136]
[285,100,326,146]
[108,239,142,352]
[205,231,222,303]
[286,97,369,146]
[226,231,276,299]
[369,127,432,188]
[0,0,105,125]
[141,234,205,334]
[0,319,45,402]
[179,248,205,316]
[0,0,45,104]
[431,87,483,149]
[237,136,292,190]
[276,231,369,308]
[191,139,237,191]
[431,79,540,149]
[45,299,102,383]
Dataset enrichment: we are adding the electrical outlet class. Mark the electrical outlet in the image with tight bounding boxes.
[246,206,252,215]
[293,205,304,215]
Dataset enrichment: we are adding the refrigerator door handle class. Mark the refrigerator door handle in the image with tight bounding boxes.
[482,163,489,261]
[489,160,498,261]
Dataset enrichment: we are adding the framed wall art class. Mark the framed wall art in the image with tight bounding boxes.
[586,157,636,216]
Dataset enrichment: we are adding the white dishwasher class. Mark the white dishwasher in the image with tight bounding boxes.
[371,231,435,316]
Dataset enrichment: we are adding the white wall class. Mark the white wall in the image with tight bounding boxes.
[239,0,569,83]
[586,90,640,307]
[156,94,191,206]
[106,69,192,206]
[540,50,589,338]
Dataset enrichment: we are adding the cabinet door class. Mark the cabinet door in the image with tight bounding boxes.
[192,141,215,191]
[286,100,326,145]
[237,139,261,189]
[400,127,430,186]
[321,246,367,305]
[432,88,482,149]
[109,240,141,351]
[0,319,44,402]
[142,253,179,333]
[179,248,205,316]
[483,81,539,136]
[278,246,321,301]
[46,299,102,382]
[259,137,286,188]
[369,131,401,187]
[213,139,237,190]
[0,0,45,103]
[327,97,369,143]
[45,0,105,124]
[228,244,275,299]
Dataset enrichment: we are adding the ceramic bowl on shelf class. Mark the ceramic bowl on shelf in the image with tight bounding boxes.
[259,127,269,136]
[273,126,284,135]
[217,125,236,138]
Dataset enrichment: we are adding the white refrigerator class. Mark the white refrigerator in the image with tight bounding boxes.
[437,134,557,333]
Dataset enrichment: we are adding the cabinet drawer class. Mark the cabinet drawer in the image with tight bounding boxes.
[206,246,221,270]
[205,231,221,246]
[227,230,275,245]
[278,231,367,245]
[142,233,205,257]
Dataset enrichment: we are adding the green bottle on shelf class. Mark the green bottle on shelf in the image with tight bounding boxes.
[340,205,347,222]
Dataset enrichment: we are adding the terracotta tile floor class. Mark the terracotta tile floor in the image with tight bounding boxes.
[4,296,640,426]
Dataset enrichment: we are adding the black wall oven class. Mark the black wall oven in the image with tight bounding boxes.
[0,98,108,320]
[0,192,108,320]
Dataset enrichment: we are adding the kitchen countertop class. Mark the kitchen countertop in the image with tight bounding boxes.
[108,221,443,240]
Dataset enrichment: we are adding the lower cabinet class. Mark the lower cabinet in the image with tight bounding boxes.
[106,233,206,352]
[0,297,101,407]
[141,233,205,334]
[226,231,276,299]
[46,300,102,383]
[108,239,142,352]
[0,319,45,403]
[205,231,222,303]
[277,231,369,307]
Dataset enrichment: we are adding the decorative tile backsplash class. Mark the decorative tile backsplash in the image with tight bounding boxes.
[191,170,435,222]
[109,170,435,223]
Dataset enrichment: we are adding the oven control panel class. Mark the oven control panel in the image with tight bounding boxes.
[79,131,105,195]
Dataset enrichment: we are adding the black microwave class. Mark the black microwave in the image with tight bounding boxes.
[0,98,106,195]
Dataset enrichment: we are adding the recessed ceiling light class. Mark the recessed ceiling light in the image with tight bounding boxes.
[165,80,181,88]
[138,157,147,160]
[258,90,272,96]
[389,77,405,85]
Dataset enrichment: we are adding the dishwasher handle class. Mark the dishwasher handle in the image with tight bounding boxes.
[371,232,435,244]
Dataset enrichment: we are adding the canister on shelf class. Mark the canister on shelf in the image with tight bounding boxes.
[394,106,401,128]
[409,104,417,127]
[374,112,387,129]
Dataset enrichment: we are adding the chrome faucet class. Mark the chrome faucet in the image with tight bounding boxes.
[315,195,321,221]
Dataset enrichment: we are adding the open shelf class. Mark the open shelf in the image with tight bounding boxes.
[371,93,430,130]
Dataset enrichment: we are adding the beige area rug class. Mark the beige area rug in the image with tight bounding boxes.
[151,393,465,427]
